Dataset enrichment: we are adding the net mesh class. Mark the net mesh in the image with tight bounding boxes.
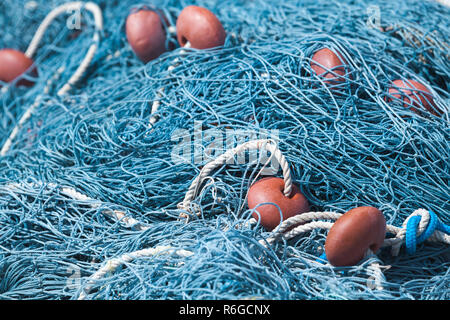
[0,0,449,300]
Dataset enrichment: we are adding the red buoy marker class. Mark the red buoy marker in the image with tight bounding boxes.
[247,177,310,231]
[0,49,37,87]
[310,48,350,87]
[388,79,439,115]
[126,9,168,63]
[325,206,386,267]
[176,6,226,49]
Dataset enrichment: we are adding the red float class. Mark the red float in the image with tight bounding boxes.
[325,206,386,267]
[176,6,226,49]
[247,177,310,231]
[388,79,439,115]
[126,9,168,63]
[0,49,37,87]
[310,47,350,88]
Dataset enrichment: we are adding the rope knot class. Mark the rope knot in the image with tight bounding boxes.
[403,209,448,255]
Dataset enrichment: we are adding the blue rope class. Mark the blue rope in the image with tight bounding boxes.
[0,0,449,300]
[406,210,450,255]
[316,252,328,264]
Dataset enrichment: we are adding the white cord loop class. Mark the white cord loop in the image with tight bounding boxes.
[25,1,103,96]
[148,42,192,129]
[263,208,450,250]
[3,182,148,231]
[177,139,293,219]
[0,2,103,157]
[77,208,448,300]
[77,246,193,300]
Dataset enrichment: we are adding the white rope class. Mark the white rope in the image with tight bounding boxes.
[3,181,149,231]
[77,245,193,300]
[25,2,102,56]
[177,139,293,219]
[263,209,450,251]
[1,2,103,157]
[58,184,148,231]
[435,0,450,7]
[383,208,450,255]
[1,66,65,156]
[3,138,291,229]
[75,208,449,299]
[148,42,192,129]
[258,208,449,290]
[25,1,103,96]
[364,252,387,291]
[5,179,446,255]
[262,211,342,245]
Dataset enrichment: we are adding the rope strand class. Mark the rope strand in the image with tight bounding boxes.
[76,208,449,300]
[0,1,103,156]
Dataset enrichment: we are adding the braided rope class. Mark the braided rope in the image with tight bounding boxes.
[385,208,450,255]
[148,41,192,128]
[77,246,193,300]
[25,1,103,96]
[365,253,387,291]
[178,139,293,219]
[0,1,103,156]
[261,212,340,246]
[2,139,292,227]
[76,208,449,300]
[148,30,242,129]
[3,182,149,231]
[1,66,66,156]
[264,209,450,255]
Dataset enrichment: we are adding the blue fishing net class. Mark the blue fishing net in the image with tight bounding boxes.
[0,0,449,300]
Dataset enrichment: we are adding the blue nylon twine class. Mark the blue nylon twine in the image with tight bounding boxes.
[0,0,449,300]
[406,211,450,255]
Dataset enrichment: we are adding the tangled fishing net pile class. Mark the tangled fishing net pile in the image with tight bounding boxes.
[0,0,449,300]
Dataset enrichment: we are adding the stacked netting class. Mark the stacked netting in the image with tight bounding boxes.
[0,0,449,300]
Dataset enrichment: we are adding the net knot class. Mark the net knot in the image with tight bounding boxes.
[404,209,450,255]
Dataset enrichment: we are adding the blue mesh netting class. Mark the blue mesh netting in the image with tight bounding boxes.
[0,0,449,300]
